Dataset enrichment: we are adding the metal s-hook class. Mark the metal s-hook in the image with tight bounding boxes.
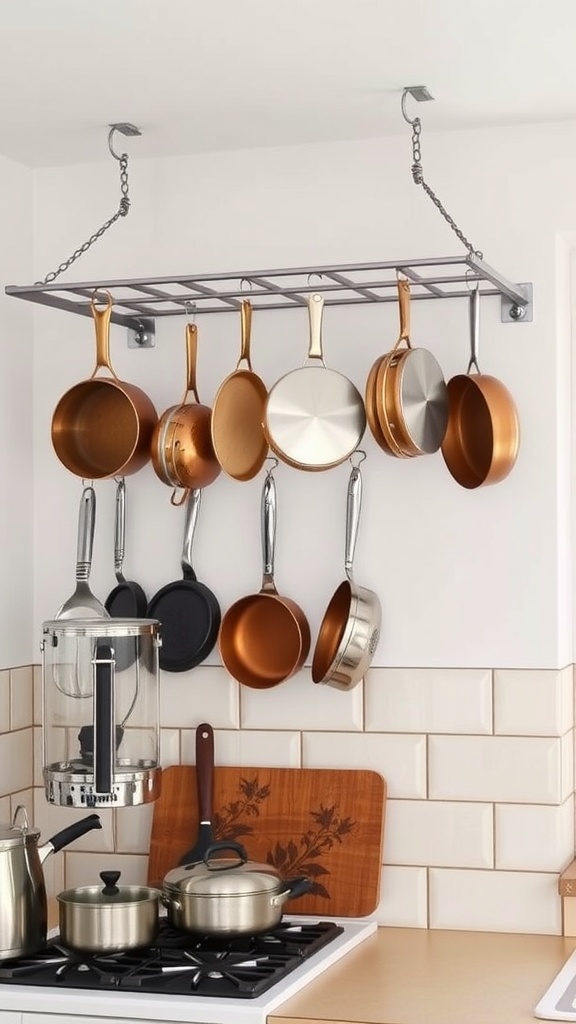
[401,85,434,125]
[349,449,367,468]
[185,299,197,325]
[265,455,279,479]
[108,123,142,162]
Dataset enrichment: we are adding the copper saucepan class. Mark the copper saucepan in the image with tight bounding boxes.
[151,322,221,505]
[51,292,158,479]
[441,286,520,488]
[218,467,310,688]
[312,460,381,690]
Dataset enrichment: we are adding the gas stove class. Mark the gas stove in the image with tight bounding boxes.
[0,916,377,1024]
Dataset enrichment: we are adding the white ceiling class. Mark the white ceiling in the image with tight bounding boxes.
[1,0,576,167]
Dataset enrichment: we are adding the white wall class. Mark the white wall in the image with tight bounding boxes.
[28,122,574,670]
[0,154,33,669]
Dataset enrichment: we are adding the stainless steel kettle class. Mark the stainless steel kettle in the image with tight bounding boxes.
[0,805,101,959]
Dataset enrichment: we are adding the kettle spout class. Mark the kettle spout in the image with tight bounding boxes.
[39,813,102,867]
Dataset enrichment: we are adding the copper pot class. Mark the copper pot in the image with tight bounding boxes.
[51,293,158,479]
[151,323,220,505]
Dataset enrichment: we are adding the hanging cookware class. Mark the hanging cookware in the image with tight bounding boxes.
[218,466,310,688]
[441,285,520,488]
[151,322,220,505]
[146,489,221,672]
[51,292,158,479]
[177,722,215,865]
[162,840,311,935]
[0,805,101,959]
[369,278,449,457]
[210,300,268,481]
[57,870,160,953]
[105,479,147,672]
[312,459,381,689]
[264,294,366,470]
[55,485,109,621]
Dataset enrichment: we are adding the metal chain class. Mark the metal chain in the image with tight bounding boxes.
[35,154,131,286]
[410,119,483,259]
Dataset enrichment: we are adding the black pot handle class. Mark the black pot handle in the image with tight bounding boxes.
[48,813,102,854]
[283,875,312,901]
[201,841,248,871]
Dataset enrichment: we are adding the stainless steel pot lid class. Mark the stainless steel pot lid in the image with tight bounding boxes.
[57,871,159,907]
[164,842,283,898]
[396,348,449,454]
[43,617,160,638]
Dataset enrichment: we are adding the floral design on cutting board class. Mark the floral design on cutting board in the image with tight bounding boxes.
[214,775,357,899]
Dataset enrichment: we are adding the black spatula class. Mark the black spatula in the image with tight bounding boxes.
[178,722,215,865]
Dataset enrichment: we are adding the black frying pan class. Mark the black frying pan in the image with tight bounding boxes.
[105,478,147,672]
[146,489,221,672]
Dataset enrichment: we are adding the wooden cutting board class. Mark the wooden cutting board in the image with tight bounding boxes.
[148,765,386,917]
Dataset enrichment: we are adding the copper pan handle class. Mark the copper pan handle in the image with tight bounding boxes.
[261,471,277,593]
[344,466,362,581]
[467,286,481,374]
[396,278,411,348]
[237,300,253,370]
[90,292,117,379]
[183,323,201,403]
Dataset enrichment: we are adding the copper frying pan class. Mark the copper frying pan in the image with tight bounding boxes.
[441,286,520,488]
[210,300,268,481]
[51,292,158,479]
[218,467,310,688]
[151,322,221,505]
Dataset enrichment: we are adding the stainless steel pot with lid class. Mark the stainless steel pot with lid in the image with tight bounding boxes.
[0,805,102,959]
[57,870,161,952]
[162,841,311,934]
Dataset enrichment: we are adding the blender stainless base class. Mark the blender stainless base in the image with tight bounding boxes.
[44,762,161,808]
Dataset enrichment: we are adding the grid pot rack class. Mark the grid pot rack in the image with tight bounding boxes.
[5,252,533,347]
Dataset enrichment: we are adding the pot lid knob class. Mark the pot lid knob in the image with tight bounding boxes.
[100,870,121,895]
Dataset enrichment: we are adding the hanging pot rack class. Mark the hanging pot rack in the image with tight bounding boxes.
[3,93,533,346]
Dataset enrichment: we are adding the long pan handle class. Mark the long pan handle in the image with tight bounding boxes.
[467,286,481,374]
[196,723,214,827]
[76,486,96,583]
[237,300,253,370]
[344,466,362,581]
[181,489,201,582]
[113,478,126,582]
[305,293,325,365]
[93,643,114,795]
[261,471,277,592]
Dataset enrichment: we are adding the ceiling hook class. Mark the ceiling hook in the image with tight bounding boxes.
[108,122,142,162]
[401,89,417,126]
[401,85,434,126]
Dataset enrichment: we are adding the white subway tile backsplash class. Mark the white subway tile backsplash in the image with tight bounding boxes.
[181,729,301,767]
[240,670,362,731]
[0,729,33,797]
[33,726,42,787]
[365,668,492,734]
[160,666,238,728]
[366,865,428,928]
[10,789,34,821]
[385,800,493,868]
[33,664,41,726]
[302,732,426,798]
[115,803,154,855]
[10,666,33,731]
[494,667,574,736]
[65,852,148,888]
[429,868,561,934]
[563,730,574,800]
[495,798,574,871]
[0,795,10,822]
[0,670,9,733]
[160,728,180,767]
[429,735,563,803]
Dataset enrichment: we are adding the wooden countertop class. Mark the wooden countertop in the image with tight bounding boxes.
[269,927,576,1024]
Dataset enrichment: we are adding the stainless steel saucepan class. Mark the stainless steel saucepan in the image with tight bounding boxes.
[57,870,161,953]
[162,841,311,935]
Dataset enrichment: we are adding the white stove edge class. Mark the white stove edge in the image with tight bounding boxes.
[0,917,377,1024]
[535,948,576,1020]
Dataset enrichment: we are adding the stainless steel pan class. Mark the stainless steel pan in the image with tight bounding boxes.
[312,461,381,689]
[264,294,366,471]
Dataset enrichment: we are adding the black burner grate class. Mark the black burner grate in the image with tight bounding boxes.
[0,920,344,999]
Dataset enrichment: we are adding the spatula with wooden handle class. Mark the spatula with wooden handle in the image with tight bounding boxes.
[178,722,215,865]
